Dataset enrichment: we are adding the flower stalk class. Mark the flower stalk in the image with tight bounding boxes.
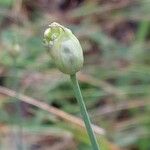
[70,74,100,150]
[44,22,100,150]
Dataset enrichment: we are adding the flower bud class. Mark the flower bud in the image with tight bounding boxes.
[43,22,84,75]
[9,43,21,58]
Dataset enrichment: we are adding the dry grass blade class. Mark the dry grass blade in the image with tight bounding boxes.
[0,85,105,136]
[78,73,125,98]
[94,99,150,116]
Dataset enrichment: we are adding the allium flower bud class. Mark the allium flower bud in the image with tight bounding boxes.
[43,22,84,75]
[9,44,21,58]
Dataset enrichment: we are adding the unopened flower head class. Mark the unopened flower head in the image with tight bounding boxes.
[9,43,21,58]
[43,22,84,75]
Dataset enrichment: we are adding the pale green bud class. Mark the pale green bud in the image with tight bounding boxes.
[43,22,84,75]
[9,43,21,58]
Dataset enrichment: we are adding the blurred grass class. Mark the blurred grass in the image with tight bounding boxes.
[0,0,150,150]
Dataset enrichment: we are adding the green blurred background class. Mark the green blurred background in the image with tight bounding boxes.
[0,0,150,150]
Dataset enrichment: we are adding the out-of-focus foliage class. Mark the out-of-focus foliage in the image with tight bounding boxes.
[0,0,13,7]
[0,0,150,150]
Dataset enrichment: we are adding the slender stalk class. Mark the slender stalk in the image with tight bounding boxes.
[70,74,100,150]
[12,59,23,150]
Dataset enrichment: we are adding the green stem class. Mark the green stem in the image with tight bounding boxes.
[12,59,23,150]
[70,74,100,150]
